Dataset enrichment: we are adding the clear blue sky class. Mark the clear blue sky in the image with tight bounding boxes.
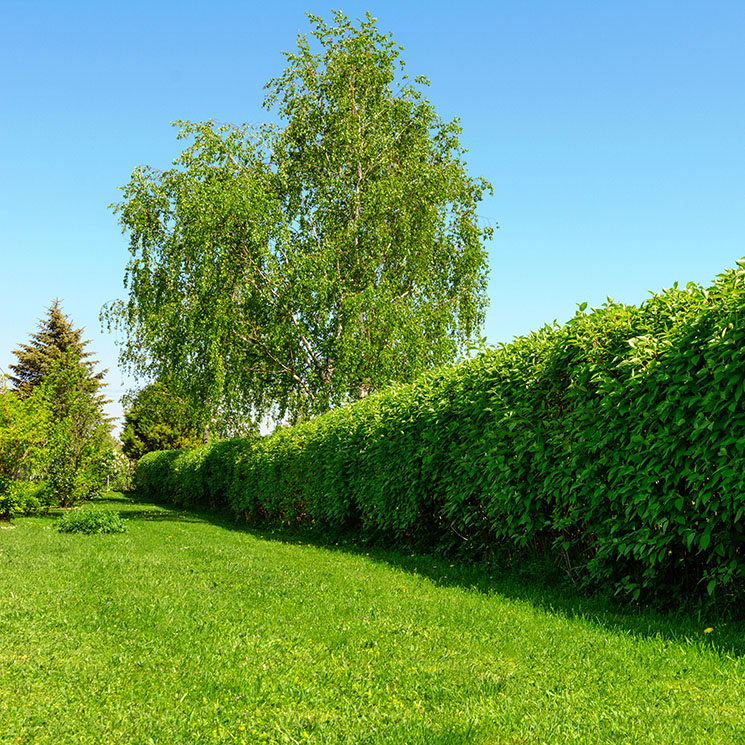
[2,0,744,431]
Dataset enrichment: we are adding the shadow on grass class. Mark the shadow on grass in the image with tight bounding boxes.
[120,510,207,524]
[90,495,134,505]
[120,490,745,658]
[85,493,209,525]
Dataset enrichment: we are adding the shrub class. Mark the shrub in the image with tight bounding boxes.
[0,479,51,520]
[56,508,127,535]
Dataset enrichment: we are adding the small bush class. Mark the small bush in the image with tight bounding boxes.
[0,480,51,520]
[56,508,127,535]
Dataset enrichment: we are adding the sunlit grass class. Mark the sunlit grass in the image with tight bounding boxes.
[1,493,743,744]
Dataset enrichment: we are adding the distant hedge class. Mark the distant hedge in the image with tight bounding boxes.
[137,261,745,606]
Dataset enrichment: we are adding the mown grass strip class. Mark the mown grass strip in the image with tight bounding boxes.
[1,493,743,744]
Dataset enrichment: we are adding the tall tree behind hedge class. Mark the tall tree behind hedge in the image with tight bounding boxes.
[105,11,493,423]
[121,382,204,460]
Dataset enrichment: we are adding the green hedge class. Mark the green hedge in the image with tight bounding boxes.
[136,261,745,605]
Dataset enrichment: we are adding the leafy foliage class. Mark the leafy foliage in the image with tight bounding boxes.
[0,479,50,522]
[44,353,111,507]
[0,378,51,519]
[56,507,127,535]
[105,11,492,423]
[4,302,112,512]
[101,444,135,491]
[0,379,50,482]
[121,382,205,460]
[137,260,745,608]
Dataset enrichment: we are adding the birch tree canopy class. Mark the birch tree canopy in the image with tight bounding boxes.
[105,11,493,422]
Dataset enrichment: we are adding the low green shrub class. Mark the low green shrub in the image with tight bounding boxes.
[0,479,51,520]
[135,260,745,608]
[56,508,127,535]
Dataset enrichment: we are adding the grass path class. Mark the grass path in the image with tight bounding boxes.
[1,493,744,744]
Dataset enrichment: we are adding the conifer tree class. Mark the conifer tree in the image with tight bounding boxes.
[9,301,111,505]
[9,299,106,401]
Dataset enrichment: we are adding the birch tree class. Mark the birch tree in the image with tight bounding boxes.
[106,11,493,422]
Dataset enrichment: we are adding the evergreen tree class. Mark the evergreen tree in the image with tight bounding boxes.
[9,299,106,399]
[9,301,111,506]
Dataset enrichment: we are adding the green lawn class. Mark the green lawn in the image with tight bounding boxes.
[1,493,744,744]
